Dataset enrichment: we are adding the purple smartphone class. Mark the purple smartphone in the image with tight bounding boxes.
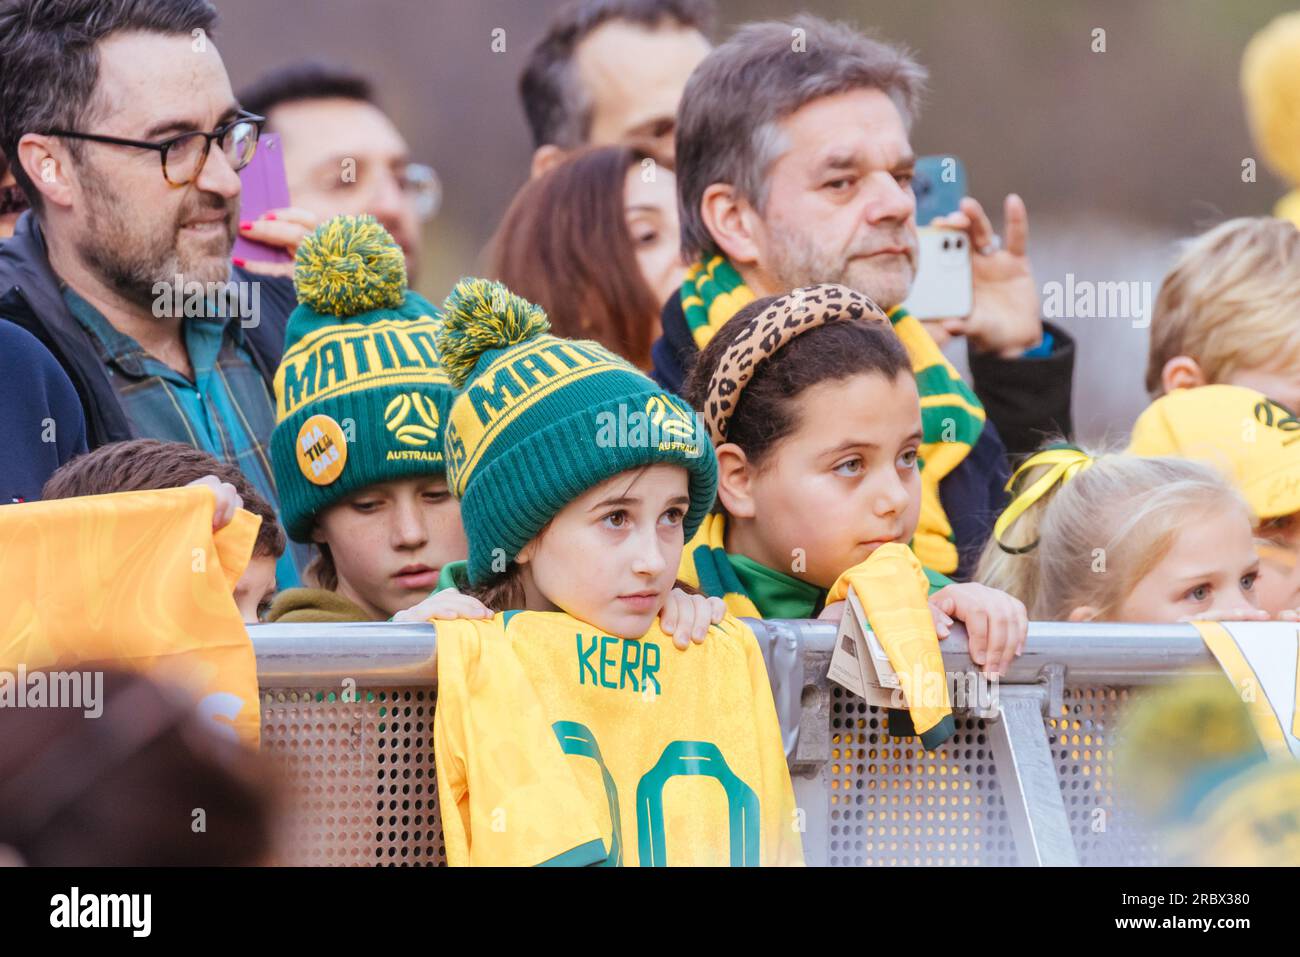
[232,133,293,265]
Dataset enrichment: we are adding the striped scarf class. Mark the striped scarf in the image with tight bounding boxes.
[677,512,950,619]
[680,256,987,574]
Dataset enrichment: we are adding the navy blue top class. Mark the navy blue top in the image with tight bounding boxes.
[0,319,87,504]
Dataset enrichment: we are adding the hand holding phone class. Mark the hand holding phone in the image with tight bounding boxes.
[904,155,974,321]
[901,227,973,321]
[232,133,293,266]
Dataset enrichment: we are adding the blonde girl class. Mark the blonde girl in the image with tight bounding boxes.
[978,448,1265,623]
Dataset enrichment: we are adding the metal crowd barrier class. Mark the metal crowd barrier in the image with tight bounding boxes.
[250,620,1223,866]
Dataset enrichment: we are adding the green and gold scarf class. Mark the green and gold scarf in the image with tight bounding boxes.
[677,513,950,620]
[680,255,986,574]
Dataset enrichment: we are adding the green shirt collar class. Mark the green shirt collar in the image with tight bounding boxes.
[727,552,824,619]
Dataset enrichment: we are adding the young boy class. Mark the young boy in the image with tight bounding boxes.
[42,439,286,622]
[1145,216,1300,411]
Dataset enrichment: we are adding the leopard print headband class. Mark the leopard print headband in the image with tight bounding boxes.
[702,283,890,444]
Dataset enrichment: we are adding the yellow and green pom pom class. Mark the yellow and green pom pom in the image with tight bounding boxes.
[436,277,551,388]
[293,214,407,318]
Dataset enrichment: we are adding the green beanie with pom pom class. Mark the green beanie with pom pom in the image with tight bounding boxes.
[270,214,455,542]
[437,278,718,586]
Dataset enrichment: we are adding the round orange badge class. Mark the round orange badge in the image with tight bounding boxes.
[296,414,348,486]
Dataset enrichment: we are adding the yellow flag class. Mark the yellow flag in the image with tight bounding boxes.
[0,486,261,748]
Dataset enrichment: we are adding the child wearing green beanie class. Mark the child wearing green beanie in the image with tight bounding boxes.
[421,279,803,865]
[265,214,466,622]
[418,277,722,640]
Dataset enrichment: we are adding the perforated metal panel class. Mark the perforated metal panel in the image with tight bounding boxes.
[261,687,445,866]
[829,686,1016,866]
[827,684,1161,866]
[256,678,1158,866]
[1049,686,1163,866]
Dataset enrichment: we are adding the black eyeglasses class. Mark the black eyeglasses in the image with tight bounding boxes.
[44,110,265,186]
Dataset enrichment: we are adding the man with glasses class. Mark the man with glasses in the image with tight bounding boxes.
[0,0,306,585]
[239,61,439,283]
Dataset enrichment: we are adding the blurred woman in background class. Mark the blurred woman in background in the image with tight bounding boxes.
[489,143,683,371]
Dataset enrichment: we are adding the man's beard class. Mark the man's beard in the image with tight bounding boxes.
[75,163,237,312]
[765,224,917,308]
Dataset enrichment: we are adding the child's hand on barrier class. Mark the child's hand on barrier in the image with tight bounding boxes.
[929,582,1027,677]
[187,474,243,531]
[660,589,727,650]
[391,587,493,623]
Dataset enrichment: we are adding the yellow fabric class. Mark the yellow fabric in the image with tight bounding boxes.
[1194,621,1300,758]
[433,620,606,866]
[914,451,958,572]
[1127,385,1300,521]
[888,306,987,573]
[434,611,804,866]
[1242,12,1300,188]
[827,543,952,740]
[993,447,1094,549]
[0,487,261,748]
[1276,190,1300,229]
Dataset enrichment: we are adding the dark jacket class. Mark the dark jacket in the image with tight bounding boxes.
[0,320,87,504]
[0,211,296,449]
[652,290,1076,579]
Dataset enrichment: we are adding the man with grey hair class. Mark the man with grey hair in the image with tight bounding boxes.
[519,0,715,178]
[657,15,1076,577]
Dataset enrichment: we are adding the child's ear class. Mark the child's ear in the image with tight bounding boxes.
[1066,605,1098,622]
[1161,356,1207,393]
[715,443,758,519]
[516,540,536,566]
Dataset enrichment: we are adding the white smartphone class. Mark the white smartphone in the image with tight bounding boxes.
[901,227,972,320]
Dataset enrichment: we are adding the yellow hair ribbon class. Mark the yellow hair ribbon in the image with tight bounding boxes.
[993,448,1093,553]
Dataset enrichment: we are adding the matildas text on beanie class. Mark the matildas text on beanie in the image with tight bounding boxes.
[436,278,718,586]
[270,215,455,542]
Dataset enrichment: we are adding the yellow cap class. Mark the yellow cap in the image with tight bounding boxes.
[1127,385,1300,521]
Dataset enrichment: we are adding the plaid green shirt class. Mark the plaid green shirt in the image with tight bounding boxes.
[63,286,305,587]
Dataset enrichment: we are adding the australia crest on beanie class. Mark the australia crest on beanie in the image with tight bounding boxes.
[269,214,455,542]
[435,278,719,586]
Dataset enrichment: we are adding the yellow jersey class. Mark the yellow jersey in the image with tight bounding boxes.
[434,611,803,866]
